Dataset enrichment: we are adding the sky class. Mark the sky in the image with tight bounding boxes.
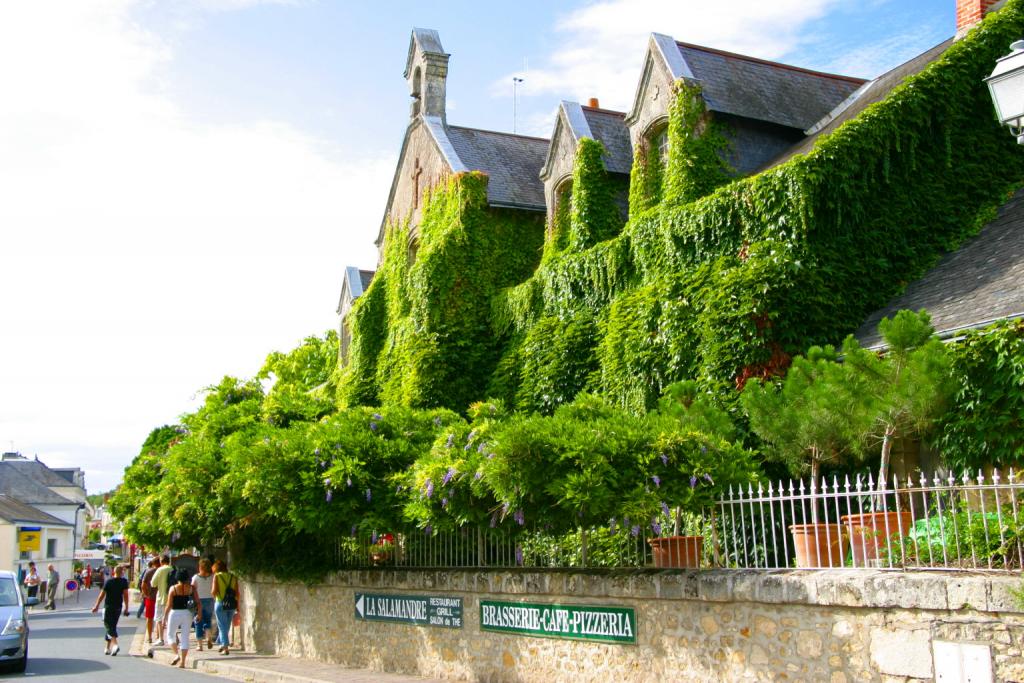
[0,0,955,493]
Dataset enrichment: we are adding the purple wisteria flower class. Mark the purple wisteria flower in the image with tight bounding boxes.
[474,471,483,481]
[630,525,640,537]
[477,442,486,453]
[700,445,707,454]
[703,473,714,484]
[372,413,383,421]
[445,434,455,449]
[325,477,332,487]
[609,518,617,534]
[515,546,523,566]
[623,516,631,528]
[660,453,669,466]
[467,430,477,442]
[441,497,448,509]
[660,501,671,517]
[424,479,434,498]
[365,488,372,502]
[690,475,698,488]
[319,460,326,468]
[652,520,662,535]
[442,467,457,486]
[371,531,378,544]
[433,416,442,427]
[369,421,378,432]
[652,475,661,488]
[424,525,433,535]
[486,452,495,460]
[314,447,321,456]
[513,510,525,526]
[326,490,333,502]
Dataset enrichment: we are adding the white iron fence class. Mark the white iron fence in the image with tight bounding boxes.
[332,470,1024,572]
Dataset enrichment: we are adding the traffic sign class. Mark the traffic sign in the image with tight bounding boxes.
[65,580,78,592]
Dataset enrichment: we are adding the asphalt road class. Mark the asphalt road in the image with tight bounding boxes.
[0,587,219,681]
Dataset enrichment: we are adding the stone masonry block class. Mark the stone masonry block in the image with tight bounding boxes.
[870,628,933,678]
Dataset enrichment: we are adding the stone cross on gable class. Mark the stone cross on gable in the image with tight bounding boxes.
[411,157,424,209]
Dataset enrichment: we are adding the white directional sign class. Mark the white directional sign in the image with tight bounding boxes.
[354,593,462,629]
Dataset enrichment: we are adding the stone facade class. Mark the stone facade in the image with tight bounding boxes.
[241,569,1024,682]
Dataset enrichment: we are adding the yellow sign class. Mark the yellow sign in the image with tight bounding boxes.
[18,529,41,552]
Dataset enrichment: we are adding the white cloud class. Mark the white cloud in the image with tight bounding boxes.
[493,0,840,111]
[0,1,392,491]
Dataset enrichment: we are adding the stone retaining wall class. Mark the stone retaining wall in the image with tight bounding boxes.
[241,569,1024,682]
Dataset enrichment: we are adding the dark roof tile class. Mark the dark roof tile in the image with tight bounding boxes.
[446,126,549,209]
[855,188,1024,347]
[0,495,71,526]
[676,42,865,131]
[581,107,633,175]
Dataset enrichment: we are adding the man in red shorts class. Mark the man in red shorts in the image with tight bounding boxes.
[139,558,159,644]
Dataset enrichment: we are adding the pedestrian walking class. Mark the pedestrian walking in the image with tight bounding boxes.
[90,565,129,656]
[150,555,173,645]
[163,569,198,669]
[45,564,59,610]
[140,558,159,641]
[83,565,92,590]
[212,559,240,655]
[191,558,215,650]
[23,563,40,604]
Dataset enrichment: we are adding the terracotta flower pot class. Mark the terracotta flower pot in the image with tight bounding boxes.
[841,511,913,565]
[648,535,703,568]
[788,524,847,568]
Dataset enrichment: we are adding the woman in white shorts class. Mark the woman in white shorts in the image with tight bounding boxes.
[163,569,201,668]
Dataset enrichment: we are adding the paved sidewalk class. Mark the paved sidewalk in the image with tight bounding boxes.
[129,624,445,683]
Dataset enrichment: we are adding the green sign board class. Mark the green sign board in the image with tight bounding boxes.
[354,593,463,629]
[479,600,636,644]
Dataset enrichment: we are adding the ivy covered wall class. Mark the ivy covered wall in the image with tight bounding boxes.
[344,2,1024,420]
[339,173,544,412]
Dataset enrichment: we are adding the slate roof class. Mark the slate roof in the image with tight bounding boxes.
[446,126,549,210]
[854,188,1024,348]
[0,495,71,527]
[674,41,866,132]
[0,462,77,505]
[581,107,633,175]
[359,269,375,292]
[766,39,953,170]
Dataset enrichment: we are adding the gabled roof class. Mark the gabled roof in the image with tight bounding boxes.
[673,41,866,131]
[855,187,1024,348]
[0,462,77,505]
[0,495,71,527]
[337,266,376,315]
[3,459,77,489]
[767,39,954,170]
[581,106,632,175]
[446,126,549,210]
[540,102,632,182]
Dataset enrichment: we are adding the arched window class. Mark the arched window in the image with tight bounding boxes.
[651,124,669,164]
[410,67,422,116]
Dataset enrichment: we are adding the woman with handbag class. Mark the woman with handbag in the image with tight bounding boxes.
[162,569,200,668]
[212,560,240,655]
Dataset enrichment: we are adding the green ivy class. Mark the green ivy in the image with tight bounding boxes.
[663,81,733,204]
[938,319,1024,471]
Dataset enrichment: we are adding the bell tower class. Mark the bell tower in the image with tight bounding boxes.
[404,28,449,123]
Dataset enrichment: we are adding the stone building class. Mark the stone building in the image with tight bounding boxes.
[336,266,375,366]
[539,100,632,228]
[626,34,865,179]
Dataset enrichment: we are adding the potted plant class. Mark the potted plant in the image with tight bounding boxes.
[839,310,953,563]
[645,384,757,568]
[742,346,872,567]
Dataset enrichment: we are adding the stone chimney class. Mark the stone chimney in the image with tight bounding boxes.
[957,0,1000,34]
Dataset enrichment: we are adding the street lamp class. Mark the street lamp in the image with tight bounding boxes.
[986,40,1024,144]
